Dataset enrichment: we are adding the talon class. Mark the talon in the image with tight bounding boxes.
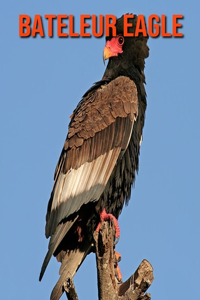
[114,251,122,281]
[115,251,121,263]
[96,209,120,238]
[115,236,120,245]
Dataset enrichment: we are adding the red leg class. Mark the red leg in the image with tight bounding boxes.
[96,209,120,238]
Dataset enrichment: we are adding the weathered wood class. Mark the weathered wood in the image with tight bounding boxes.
[65,219,154,300]
[118,260,154,300]
[64,278,79,300]
[94,220,154,300]
[94,220,119,300]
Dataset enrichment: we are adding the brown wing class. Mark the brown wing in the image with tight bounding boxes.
[39,76,139,282]
[45,76,139,239]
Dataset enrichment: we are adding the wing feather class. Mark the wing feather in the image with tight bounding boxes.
[45,76,139,239]
[46,148,121,237]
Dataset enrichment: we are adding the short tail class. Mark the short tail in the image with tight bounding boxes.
[39,217,78,281]
[50,242,91,300]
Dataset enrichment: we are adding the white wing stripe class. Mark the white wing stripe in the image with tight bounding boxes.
[51,148,120,217]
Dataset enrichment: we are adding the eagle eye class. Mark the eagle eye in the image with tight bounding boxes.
[118,36,124,45]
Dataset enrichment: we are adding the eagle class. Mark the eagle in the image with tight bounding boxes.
[40,14,149,300]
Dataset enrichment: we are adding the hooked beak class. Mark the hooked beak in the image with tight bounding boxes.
[103,45,113,65]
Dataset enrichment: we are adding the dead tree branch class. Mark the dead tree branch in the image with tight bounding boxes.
[93,220,154,300]
[64,278,79,300]
[64,220,154,300]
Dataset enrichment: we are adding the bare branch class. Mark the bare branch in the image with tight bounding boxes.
[64,219,154,300]
[64,278,79,300]
[119,259,154,300]
[94,220,154,300]
[94,220,119,300]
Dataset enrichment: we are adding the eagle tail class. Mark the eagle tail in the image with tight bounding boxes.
[39,217,79,281]
[50,242,91,300]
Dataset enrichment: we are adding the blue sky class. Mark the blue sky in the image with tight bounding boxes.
[1,1,200,300]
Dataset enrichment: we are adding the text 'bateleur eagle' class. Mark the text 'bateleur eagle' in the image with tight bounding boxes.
[39,14,149,300]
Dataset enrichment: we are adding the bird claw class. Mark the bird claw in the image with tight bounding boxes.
[114,251,122,282]
[115,262,123,282]
[114,236,120,245]
[96,209,120,238]
[115,251,121,263]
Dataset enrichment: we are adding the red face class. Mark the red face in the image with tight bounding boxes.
[103,35,124,63]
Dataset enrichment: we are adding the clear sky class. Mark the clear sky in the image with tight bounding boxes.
[1,1,200,300]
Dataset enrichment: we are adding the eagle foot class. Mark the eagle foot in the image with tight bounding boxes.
[114,251,122,282]
[96,208,120,238]
[115,251,121,262]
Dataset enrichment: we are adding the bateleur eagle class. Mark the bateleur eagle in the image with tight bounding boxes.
[40,14,149,300]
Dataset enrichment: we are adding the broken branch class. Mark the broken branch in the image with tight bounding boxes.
[93,220,154,300]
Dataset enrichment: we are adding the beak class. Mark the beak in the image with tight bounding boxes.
[103,45,113,65]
